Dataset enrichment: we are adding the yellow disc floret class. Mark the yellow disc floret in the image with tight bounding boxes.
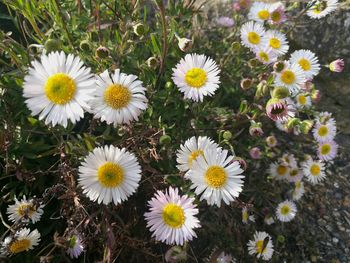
[97,162,124,188]
[280,205,290,215]
[45,73,76,104]
[205,165,227,188]
[318,125,329,137]
[280,70,296,85]
[269,38,281,49]
[188,149,204,167]
[185,68,207,88]
[9,239,31,254]
[257,10,270,20]
[104,84,132,109]
[162,203,185,228]
[298,59,311,71]
[248,32,260,45]
[310,164,321,176]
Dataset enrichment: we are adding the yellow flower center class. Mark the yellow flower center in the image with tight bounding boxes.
[314,1,327,13]
[290,169,298,177]
[318,125,328,137]
[269,38,281,49]
[247,32,260,45]
[310,164,321,176]
[256,240,267,254]
[104,84,132,109]
[277,165,287,176]
[18,204,35,217]
[298,95,307,105]
[280,205,290,215]
[97,162,124,188]
[185,68,207,88]
[271,11,281,22]
[205,165,227,188]
[298,59,311,71]
[257,10,270,20]
[320,144,331,155]
[259,52,269,62]
[242,210,249,222]
[188,149,204,167]
[162,203,185,228]
[9,239,31,254]
[45,73,76,105]
[280,70,295,85]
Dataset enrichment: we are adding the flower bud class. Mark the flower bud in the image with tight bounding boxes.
[271,86,290,99]
[165,81,173,90]
[287,118,300,129]
[240,78,252,90]
[248,58,259,68]
[133,23,146,36]
[329,59,345,72]
[223,130,232,140]
[95,46,110,59]
[301,80,314,91]
[266,135,277,147]
[44,38,61,53]
[233,157,247,171]
[159,134,172,145]
[249,147,261,159]
[249,122,263,137]
[231,41,241,50]
[177,37,193,52]
[300,120,314,134]
[277,235,285,243]
[80,40,91,51]
[273,61,286,73]
[146,57,158,69]
[311,89,321,103]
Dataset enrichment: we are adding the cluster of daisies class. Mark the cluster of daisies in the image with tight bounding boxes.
[2,0,342,261]
[1,196,83,258]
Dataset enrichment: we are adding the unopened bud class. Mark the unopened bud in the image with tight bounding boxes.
[240,78,252,90]
[223,131,232,140]
[249,122,263,137]
[44,38,61,53]
[177,37,193,52]
[133,23,146,36]
[146,57,158,69]
[159,134,172,145]
[272,86,290,99]
[80,40,91,51]
[287,118,300,129]
[311,90,321,103]
[300,120,314,134]
[165,81,173,90]
[266,135,277,147]
[165,246,187,263]
[95,46,110,59]
[273,61,286,73]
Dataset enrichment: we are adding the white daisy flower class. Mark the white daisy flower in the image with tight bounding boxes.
[269,2,287,24]
[286,166,303,183]
[66,234,84,259]
[2,228,41,255]
[281,153,298,168]
[274,62,306,95]
[144,187,200,245]
[240,21,265,50]
[317,140,338,161]
[171,53,220,102]
[23,51,95,127]
[6,196,43,224]
[302,159,326,185]
[268,162,289,180]
[292,180,305,201]
[261,30,289,56]
[176,136,219,172]
[316,111,336,126]
[276,200,297,222]
[254,47,278,64]
[247,231,274,261]
[185,149,245,207]
[248,2,273,23]
[89,69,148,126]
[78,145,142,205]
[307,0,339,19]
[290,50,321,78]
[312,121,336,143]
[295,93,312,109]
